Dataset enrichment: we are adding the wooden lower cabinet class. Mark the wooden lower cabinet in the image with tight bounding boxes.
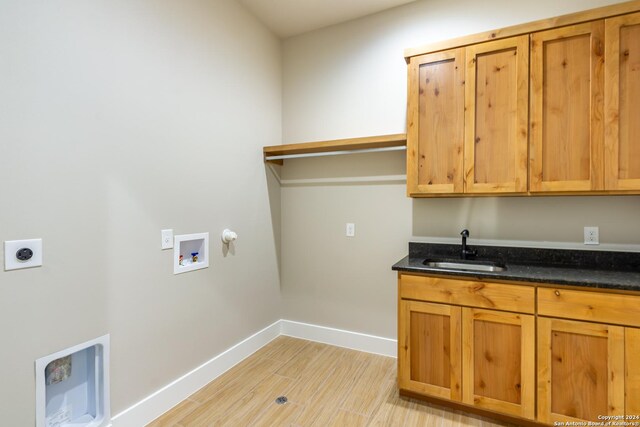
[398,299,462,400]
[537,317,625,424]
[398,274,640,425]
[462,308,535,419]
[626,328,640,416]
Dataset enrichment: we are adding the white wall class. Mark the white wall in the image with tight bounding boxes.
[281,0,640,339]
[0,1,281,425]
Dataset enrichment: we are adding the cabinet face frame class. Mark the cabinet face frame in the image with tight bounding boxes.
[464,36,529,194]
[604,12,640,191]
[462,308,535,419]
[530,21,605,193]
[398,299,462,401]
[537,317,624,424]
[407,49,465,195]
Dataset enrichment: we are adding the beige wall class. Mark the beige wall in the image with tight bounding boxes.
[0,1,281,425]
[281,0,640,339]
[3,1,640,424]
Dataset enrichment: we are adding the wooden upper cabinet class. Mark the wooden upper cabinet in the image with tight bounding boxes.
[530,22,605,193]
[605,12,640,190]
[407,49,465,195]
[464,36,529,193]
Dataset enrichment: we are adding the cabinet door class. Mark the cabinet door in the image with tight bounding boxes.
[462,308,535,419]
[530,22,605,192]
[464,36,529,194]
[627,328,640,416]
[538,317,624,424]
[407,49,465,195]
[605,12,640,190]
[398,299,462,400]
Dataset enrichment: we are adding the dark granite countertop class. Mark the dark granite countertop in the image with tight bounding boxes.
[392,243,640,291]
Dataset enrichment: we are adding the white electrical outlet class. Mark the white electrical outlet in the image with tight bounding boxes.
[161,229,174,249]
[584,226,599,245]
[346,223,355,237]
[4,238,43,271]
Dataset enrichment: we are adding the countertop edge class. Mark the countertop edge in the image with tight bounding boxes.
[392,256,640,292]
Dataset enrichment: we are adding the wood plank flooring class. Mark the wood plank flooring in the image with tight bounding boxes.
[147,336,510,427]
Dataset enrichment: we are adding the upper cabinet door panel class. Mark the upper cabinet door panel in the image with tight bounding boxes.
[530,22,605,193]
[407,49,465,195]
[464,36,529,194]
[605,12,640,190]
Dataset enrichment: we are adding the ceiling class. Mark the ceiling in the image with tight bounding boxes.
[239,0,419,38]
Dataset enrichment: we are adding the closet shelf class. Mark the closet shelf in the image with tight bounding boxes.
[263,133,407,164]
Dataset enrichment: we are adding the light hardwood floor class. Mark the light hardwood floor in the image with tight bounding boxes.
[147,336,510,427]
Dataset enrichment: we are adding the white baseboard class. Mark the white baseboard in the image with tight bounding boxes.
[110,320,397,426]
[280,319,397,358]
[110,320,281,427]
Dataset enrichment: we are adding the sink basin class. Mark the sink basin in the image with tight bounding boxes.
[422,259,507,272]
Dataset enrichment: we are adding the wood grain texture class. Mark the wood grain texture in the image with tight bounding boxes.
[463,309,535,419]
[551,330,608,419]
[605,12,640,190]
[275,341,326,379]
[404,0,640,59]
[407,49,465,195]
[146,336,512,426]
[327,409,369,427]
[473,321,521,405]
[399,274,535,314]
[399,299,462,400]
[146,399,199,427]
[293,350,369,427]
[626,328,640,415]
[253,336,310,362]
[340,354,395,416]
[538,287,640,327]
[252,400,303,427]
[215,374,295,426]
[368,380,413,427]
[263,133,407,163]
[464,36,528,194]
[530,21,605,193]
[537,317,625,424]
[285,344,353,405]
[410,312,451,388]
[537,317,553,425]
[373,379,508,427]
[178,357,285,425]
[188,355,283,404]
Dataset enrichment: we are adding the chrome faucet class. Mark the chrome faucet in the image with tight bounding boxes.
[460,229,478,260]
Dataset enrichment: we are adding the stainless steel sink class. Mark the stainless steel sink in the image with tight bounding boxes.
[422,259,507,272]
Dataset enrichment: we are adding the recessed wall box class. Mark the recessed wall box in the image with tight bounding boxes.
[35,335,110,427]
[174,232,209,274]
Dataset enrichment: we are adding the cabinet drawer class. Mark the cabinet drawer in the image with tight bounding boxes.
[538,287,640,327]
[399,274,534,314]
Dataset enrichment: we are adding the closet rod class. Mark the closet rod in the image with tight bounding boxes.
[265,145,406,161]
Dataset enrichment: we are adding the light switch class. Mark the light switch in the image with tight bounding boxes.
[4,239,43,271]
[161,229,173,250]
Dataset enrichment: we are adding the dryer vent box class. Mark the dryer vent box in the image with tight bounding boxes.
[35,335,110,427]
